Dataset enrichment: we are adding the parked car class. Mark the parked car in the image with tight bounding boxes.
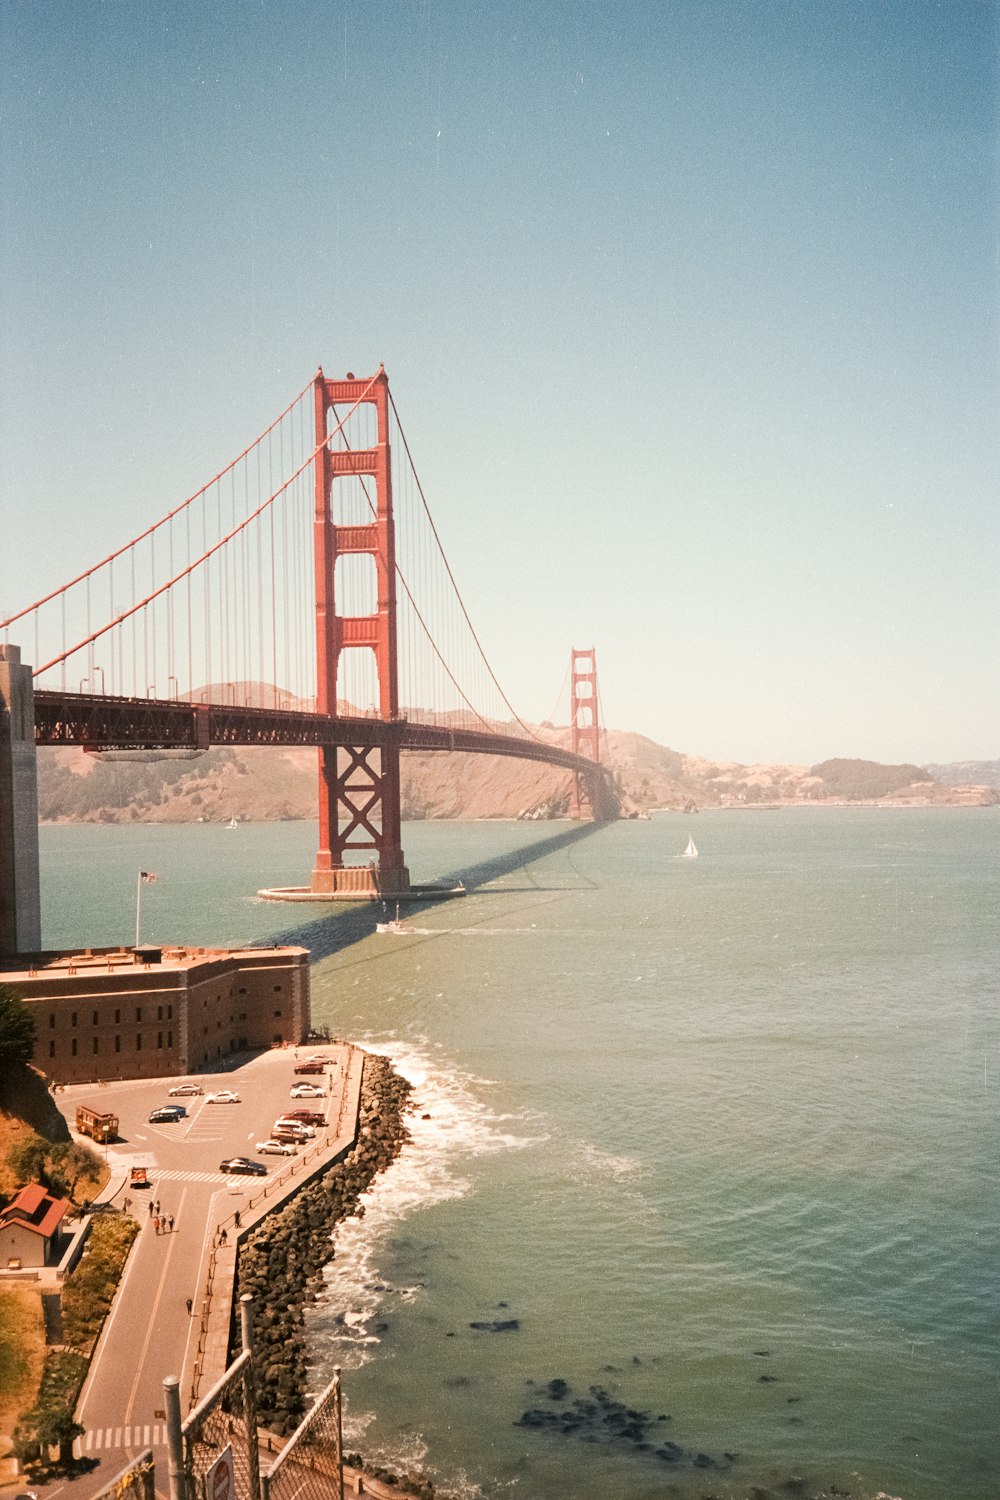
[273,1119,315,1141]
[290,1083,325,1098]
[149,1105,186,1123]
[293,1061,325,1075]
[168,1082,204,1096]
[282,1108,325,1126]
[206,1090,241,1104]
[256,1139,297,1156]
[219,1157,267,1176]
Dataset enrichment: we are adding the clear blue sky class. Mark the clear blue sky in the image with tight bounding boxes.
[2,1,997,765]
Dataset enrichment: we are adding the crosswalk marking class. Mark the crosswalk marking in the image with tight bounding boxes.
[84,1424,168,1451]
[149,1169,230,1183]
[151,1167,277,1185]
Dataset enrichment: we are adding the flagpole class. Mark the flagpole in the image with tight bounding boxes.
[135,869,142,949]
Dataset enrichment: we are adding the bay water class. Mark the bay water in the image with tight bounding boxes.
[39,809,999,1499]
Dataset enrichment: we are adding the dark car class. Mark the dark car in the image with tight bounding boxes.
[149,1105,186,1123]
[219,1157,268,1177]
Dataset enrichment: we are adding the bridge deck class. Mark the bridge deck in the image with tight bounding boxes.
[32,689,608,782]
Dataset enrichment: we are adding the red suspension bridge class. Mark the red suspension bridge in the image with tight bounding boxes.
[1,368,616,947]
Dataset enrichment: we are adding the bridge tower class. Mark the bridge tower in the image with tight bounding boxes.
[310,368,409,898]
[569,645,602,820]
[0,644,41,954]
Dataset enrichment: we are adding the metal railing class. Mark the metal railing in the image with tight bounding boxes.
[91,1448,155,1500]
[262,1369,343,1500]
[182,1348,261,1500]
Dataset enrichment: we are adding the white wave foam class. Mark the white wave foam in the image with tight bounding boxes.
[575,1141,646,1183]
[308,1035,538,1367]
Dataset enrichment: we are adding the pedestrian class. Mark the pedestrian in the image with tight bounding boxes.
[219,1226,228,1246]
[154,1216,160,1234]
[148,1201,154,1218]
[168,1214,175,1233]
[154,1199,161,1215]
[186,1297,193,1315]
[123,1198,131,1214]
[234,1211,241,1229]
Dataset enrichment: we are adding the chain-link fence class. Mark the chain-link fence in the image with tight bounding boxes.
[91,1449,155,1500]
[182,1348,262,1500]
[262,1369,343,1500]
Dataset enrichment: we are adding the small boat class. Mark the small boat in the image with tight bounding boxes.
[376,903,410,935]
[681,835,698,859]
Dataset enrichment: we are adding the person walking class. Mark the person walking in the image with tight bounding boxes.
[168,1214,175,1233]
[186,1297,193,1315]
[219,1226,228,1246]
[154,1215,160,1235]
[148,1201,154,1219]
[233,1211,241,1229]
[154,1199,161,1216]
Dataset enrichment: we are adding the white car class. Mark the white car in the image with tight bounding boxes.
[256,1139,297,1156]
[290,1083,325,1098]
[206,1090,241,1104]
[168,1082,204,1097]
[274,1119,315,1139]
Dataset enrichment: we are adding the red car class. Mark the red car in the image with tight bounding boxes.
[294,1061,325,1075]
[282,1107,326,1126]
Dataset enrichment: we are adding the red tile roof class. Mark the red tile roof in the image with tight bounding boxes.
[0,1182,69,1240]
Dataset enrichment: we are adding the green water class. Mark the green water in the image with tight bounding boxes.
[39,809,999,1499]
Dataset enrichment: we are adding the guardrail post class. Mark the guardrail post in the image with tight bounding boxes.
[240,1293,255,1354]
[164,1375,186,1500]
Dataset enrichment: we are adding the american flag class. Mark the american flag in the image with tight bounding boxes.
[139,870,158,883]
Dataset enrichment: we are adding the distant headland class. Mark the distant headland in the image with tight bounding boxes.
[35,721,998,824]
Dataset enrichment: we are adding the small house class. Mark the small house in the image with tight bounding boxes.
[0,1183,70,1270]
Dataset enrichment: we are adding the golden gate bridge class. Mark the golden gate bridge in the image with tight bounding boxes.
[1,368,616,947]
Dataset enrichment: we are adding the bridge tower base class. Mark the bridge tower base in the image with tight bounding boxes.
[0,644,42,955]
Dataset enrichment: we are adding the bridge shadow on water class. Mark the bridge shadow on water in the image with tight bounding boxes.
[268,820,607,965]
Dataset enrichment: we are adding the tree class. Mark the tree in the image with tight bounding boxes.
[46,1142,103,1202]
[6,1131,49,1185]
[0,985,34,1067]
[34,1403,85,1466]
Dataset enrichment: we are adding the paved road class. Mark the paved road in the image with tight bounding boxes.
[40,1045,349,1500]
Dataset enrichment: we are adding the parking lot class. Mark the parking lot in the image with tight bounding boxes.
[47,1042,352,1496]
[65,1044,347,1199]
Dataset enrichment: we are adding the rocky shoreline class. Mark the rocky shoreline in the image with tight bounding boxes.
[231,1051,412,1434]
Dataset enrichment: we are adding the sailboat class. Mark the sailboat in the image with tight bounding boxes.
[681,835,698,859]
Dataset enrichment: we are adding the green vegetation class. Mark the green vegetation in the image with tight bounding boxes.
[810,758,929,800]
[12,1216,138,1475]
[61,1213,139,1351]
[11,1351,88,1470]
[0,986,35,1078]
[3,1132,103,1209]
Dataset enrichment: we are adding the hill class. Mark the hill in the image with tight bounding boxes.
[924,759,1000,791]
[35,730,997,824]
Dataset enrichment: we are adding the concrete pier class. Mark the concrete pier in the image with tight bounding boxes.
[0,643,41,955]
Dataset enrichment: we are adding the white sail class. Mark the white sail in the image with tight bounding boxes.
[682,835,698,858]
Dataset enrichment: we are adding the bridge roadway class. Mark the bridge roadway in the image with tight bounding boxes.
[32,689,609,785]
[41,1044,357,1500]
